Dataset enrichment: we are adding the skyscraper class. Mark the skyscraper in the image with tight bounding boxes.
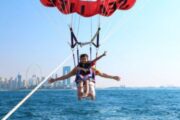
[63,66,71,87]
[17,73,22,89]
[0,77,3,89]
[53,74,58,88]
[9,77,14,89]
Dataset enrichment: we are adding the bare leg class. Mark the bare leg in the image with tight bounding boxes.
[77,81,84,100]
[83,80,90,97]
[48,67,77,83]
[88,82,96,100]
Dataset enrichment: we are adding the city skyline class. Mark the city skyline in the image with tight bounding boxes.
[0,66,74,90]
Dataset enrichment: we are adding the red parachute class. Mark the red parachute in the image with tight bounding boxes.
[40,0,136,17]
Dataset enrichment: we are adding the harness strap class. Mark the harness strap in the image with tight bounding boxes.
[70,27,100,48]
[76,68,95,81]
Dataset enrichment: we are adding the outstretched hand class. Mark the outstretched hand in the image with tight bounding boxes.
[103,51,107,56]
[113,76,120,81]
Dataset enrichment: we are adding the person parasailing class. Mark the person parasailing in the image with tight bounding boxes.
[48,52,121,100]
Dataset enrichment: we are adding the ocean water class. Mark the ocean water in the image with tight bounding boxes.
[0,89,180,120]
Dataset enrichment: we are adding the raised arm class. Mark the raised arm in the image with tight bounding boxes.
[92,51,107,63]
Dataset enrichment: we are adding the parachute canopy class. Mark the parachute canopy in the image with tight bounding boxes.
[40,0,136,17]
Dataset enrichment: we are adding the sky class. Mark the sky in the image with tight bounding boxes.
[0,0,180,87]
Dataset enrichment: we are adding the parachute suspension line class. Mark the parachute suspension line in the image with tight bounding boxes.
[88,0,93,60]
[95,48,99,68]
[89,17,93,60]
[62,0,72,29]
[61,0,69,15]
[96,48,99,58]
[71,48,76,67]
[2,54,72,120]
[98,15,101,28]
[76,45,80,64]
[76,16,81,64]
[71,14,73,28]
[101,0,121,42]
[91,17,93,39]
[90,44,92,61]
[95,13,101,66]
[77,16,81,39]
[95,18,100,67]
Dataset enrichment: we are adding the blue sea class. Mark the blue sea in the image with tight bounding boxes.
[1,89,180,120]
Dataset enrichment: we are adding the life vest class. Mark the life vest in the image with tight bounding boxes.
[75,62,95,83]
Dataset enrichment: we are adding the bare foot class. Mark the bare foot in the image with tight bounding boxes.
[82,93,88,98]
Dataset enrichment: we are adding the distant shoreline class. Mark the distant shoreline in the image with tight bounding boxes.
[1,87,180,91]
